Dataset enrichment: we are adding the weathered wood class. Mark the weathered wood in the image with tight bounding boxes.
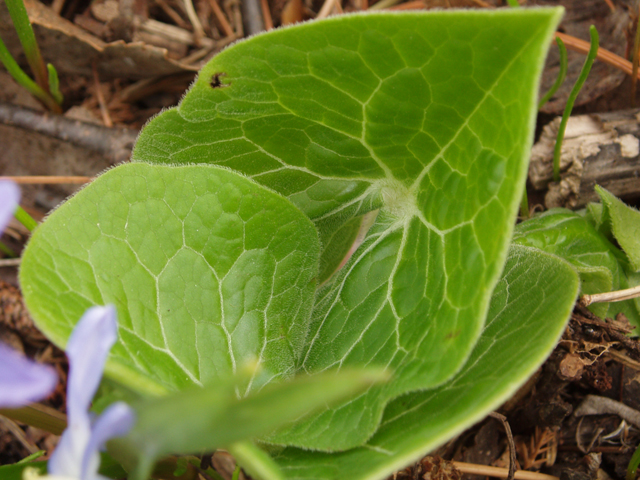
[529,109,640,209]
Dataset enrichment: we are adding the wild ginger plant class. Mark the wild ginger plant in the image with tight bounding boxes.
[17,8,587,480]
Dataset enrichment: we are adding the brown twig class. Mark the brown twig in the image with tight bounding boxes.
[581,285,640,307]
[50,0,66,14]
[470,0,493,7]
[631,6,640,106]
[183,0,206,43]
[154,0,191,29]
[0,102,137,164]
[388,1,424,10]
[260,0,274,30]
[317,0,339,18]
[207,0,235,37]
[490,412,516,480]
[368,0,401,10]
[0,176,94,184]
[452,462,558,480]
[555,31,640,80]
[92,62,113,128]
[0,258,21,267]
[0,415,39,454]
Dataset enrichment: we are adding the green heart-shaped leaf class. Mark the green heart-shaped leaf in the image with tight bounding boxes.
[133,9,561,449]
[260,245,579,480]
[20,163,320,394]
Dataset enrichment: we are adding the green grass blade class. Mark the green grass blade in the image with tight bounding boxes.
[47,63,63,105]
[553,26,598,182]
[0,35,60,112]
[3,0,48,89]
[539,36,568,110]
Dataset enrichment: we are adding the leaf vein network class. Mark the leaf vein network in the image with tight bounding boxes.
[409,28,541,192]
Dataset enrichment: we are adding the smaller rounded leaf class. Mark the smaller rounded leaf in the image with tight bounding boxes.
[20,163,320,394]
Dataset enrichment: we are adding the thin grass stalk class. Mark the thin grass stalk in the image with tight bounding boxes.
[539,37,568,110]
[3,0,48,90]
[553,25,599,182]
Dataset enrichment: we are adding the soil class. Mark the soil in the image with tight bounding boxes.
[2,0,640,479]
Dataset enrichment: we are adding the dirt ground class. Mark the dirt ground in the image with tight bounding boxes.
[2,0,640,478]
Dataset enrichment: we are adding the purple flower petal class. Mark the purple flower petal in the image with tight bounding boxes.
[48,410,91,478]
[81,402,135,480]
[0,180,19,235]
[0,342,57,408]
[49,305,122,479]
[65,305,117,423]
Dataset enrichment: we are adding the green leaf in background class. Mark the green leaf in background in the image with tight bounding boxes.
[20,163,320,395]
[592,186,640,272]
[114,368,388,480]
[258,245,579,480]
[133,9,562,450]
[513,208,640,324]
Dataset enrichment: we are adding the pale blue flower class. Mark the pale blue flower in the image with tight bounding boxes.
[44,305,136,480]
[0,343,58,408]
[0,180,58,407]
[0,179,20,233]
[0,181,134,479]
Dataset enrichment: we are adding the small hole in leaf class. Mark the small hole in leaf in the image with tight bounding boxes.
[210,72,229,89]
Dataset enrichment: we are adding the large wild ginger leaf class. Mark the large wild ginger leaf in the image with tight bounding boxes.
[133,9,563,450]
[20,8,566,457]
[265,245,579,480]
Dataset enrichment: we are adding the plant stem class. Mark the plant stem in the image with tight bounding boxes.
[4,0,48,90]
[228,441,285,480]
[553,25,599,182]
[47,63,63,105]
[539,37,568,110]
[14,205,38,232]
[232,465,241,480]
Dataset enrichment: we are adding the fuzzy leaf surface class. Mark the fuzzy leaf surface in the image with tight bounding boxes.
[20,163,320,394]
[263,245,579,480]
[132,9,562,450]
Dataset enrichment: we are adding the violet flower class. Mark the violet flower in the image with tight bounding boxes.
[26,306,136,480]
[0,342,58,408]
[0,180,58,407]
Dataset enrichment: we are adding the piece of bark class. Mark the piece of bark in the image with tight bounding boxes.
[529,109,640,209]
